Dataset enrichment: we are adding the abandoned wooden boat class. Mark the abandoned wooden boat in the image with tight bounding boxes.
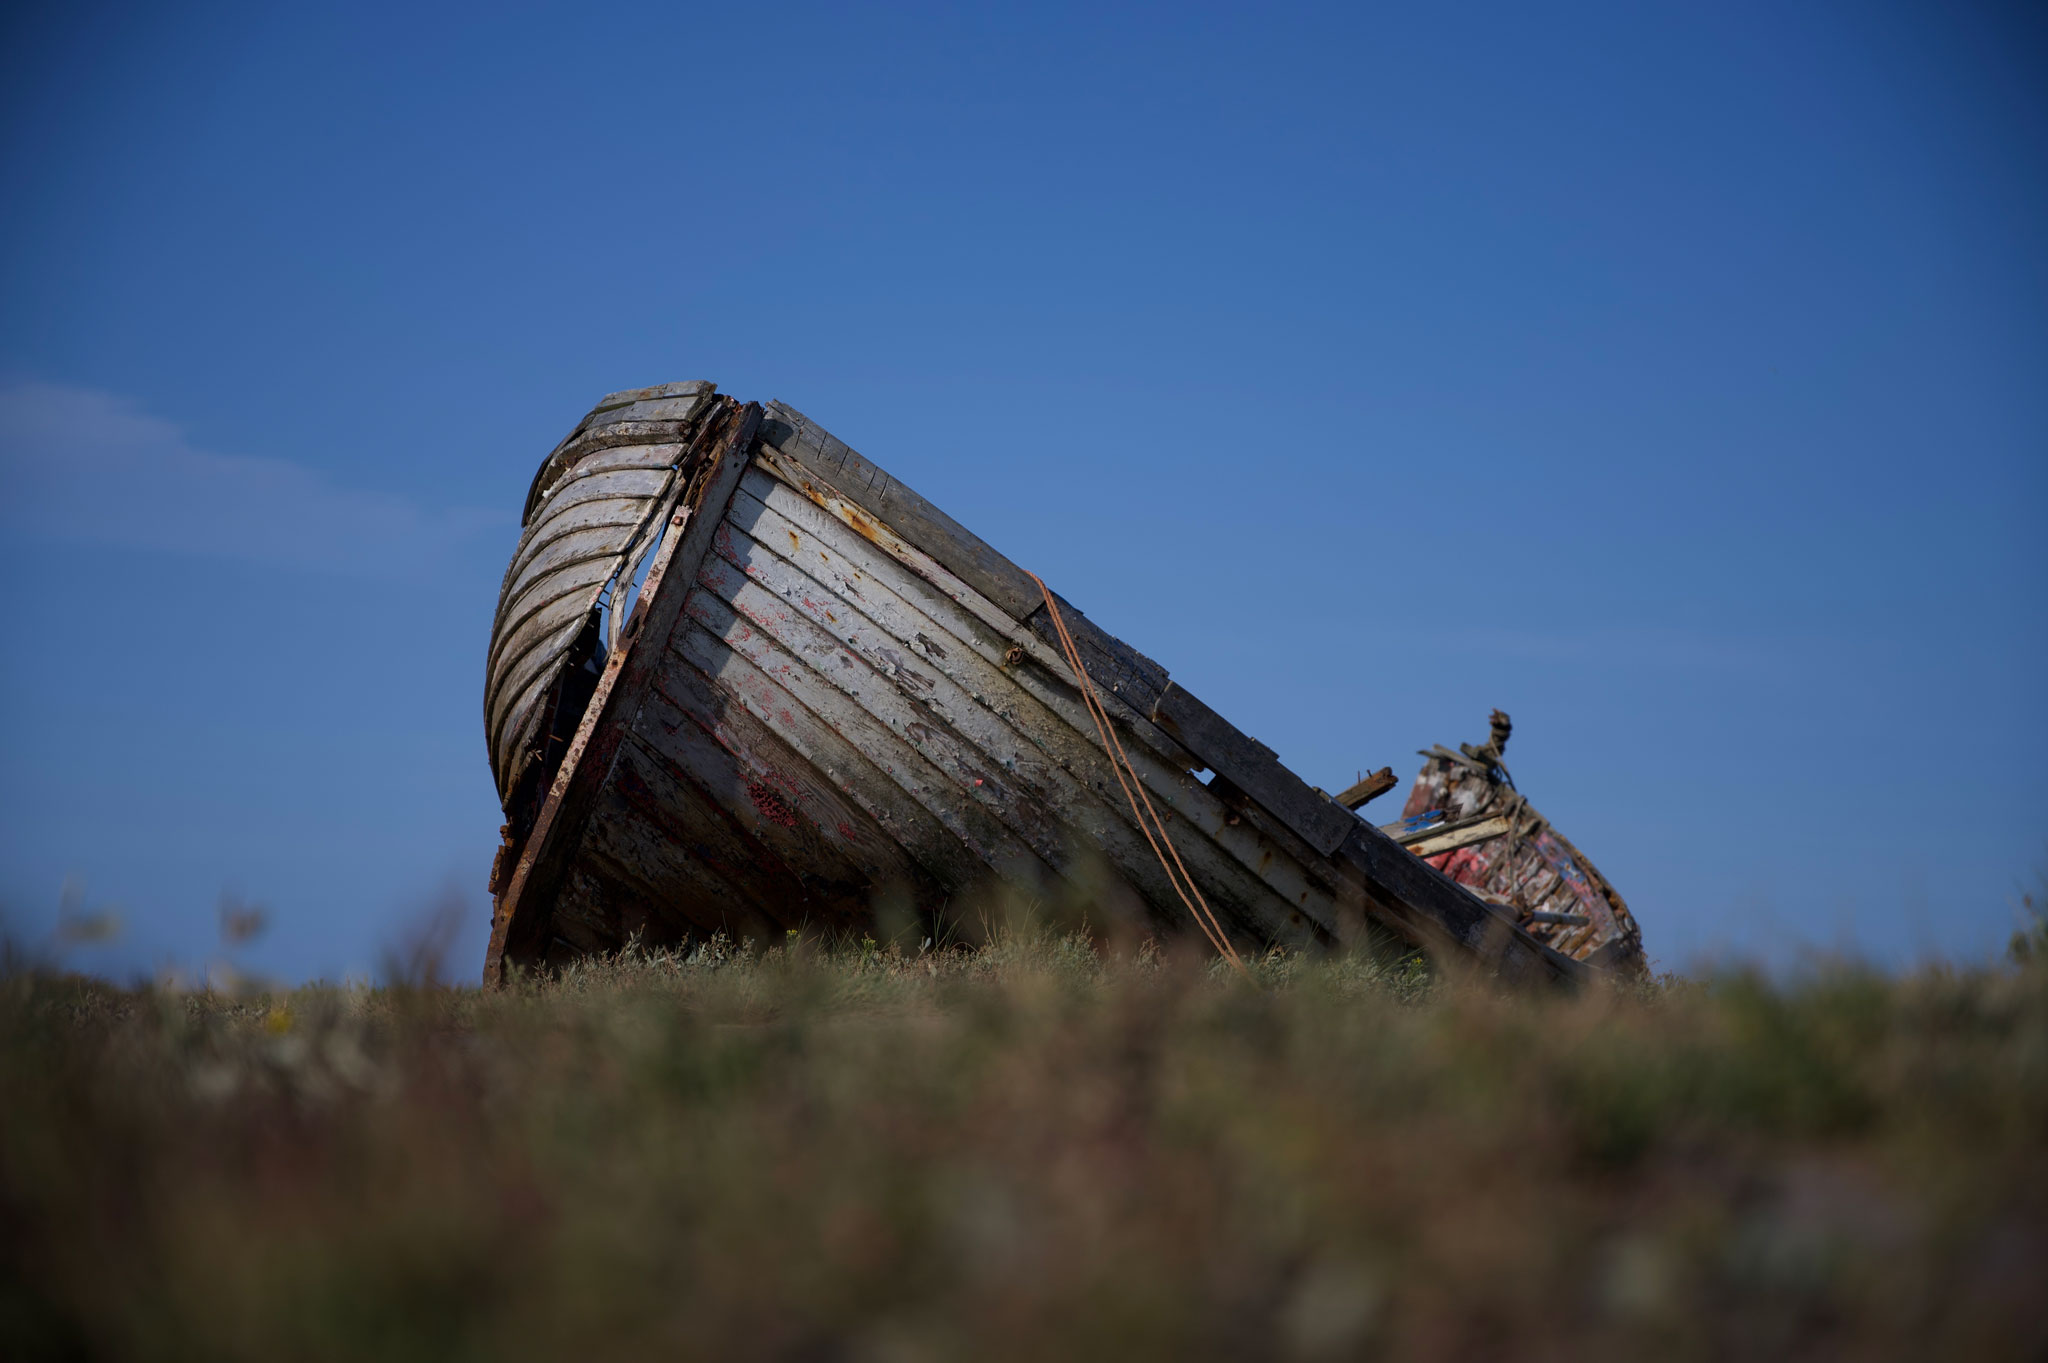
[1386,711,1648,974]
[483,382,1611,987]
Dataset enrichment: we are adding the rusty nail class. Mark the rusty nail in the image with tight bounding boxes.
[1004,645,1024,666]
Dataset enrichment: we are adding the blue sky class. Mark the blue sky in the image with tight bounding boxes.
[2,0,2042,983]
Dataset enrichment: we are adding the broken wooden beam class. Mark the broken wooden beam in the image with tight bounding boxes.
[1389,813,1513,859]
[1336,767,1398,810]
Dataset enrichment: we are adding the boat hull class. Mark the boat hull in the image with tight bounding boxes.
[485,387,1599,987]
[1395,722,1647,974]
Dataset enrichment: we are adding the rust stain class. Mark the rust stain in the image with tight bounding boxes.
[840,503,885,545]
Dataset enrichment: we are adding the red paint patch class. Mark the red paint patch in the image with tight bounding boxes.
[746,779,800,830]
[836,821,856,841]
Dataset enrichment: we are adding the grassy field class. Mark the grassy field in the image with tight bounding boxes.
[3,926,2045,1362]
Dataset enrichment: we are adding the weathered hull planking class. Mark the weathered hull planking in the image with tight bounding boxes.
[484,384,1615,987]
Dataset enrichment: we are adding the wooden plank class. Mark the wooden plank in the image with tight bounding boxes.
[545,817,760,956]
[488,400,760,985]
[1401,815,1512,859]
[690,557,1082,879]
[676,602,1057,892]
[489,546,625,659]
[485,617,588,770]
[497,496,662,609]
[487,450,685,785]
[711,507,1310,943]
[613,731,875,929]
[742,457,1350,935]
[634,656,942,903]
[1024,594,1171,718]
[574,761,794,941]
[723,481,1333,943]
[546,854,653,956]
[591,380,715,411]
[1336,767,1397,810]
[540,861,623,958]
[760,403,1043,621]
[485,553,627,701]
[523,425,700,525]
[707,518,1219,922]
[739,469,1186,765]
[747,447,1193,772]
[658,622,995,896]
[490,488,671,652]
[1383,810,1505,843]
[585,394,708,426]
[525,442,683,501]
[497,519,647,614]
[521,467,672,529]
[1148,681,1359,857]
[756,404,1178,713]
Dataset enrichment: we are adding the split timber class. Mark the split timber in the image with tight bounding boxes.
[484,383,1595,988]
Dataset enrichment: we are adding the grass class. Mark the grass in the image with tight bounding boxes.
[2,928,2045,1362]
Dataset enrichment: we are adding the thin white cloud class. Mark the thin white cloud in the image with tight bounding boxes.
[0,379,513,576]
